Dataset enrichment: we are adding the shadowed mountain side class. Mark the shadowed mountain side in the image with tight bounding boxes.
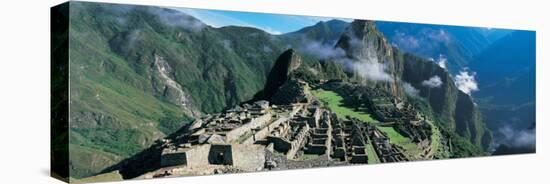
[399,52,491,148]
[99,123,195,179]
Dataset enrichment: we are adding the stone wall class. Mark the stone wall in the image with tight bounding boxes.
[243,117,289,144]
[160,144,265,172]
[232,144,266,171]
[308,108,321,128]
[161,144,211,168]
[289,105,302,117]
[226,113,272,142]
[286,124,310,159]
[185,145,210,167]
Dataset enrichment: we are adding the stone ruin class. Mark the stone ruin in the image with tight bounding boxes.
[141,88,430,178]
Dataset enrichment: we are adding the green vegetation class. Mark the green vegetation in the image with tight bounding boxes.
[426,120,443,157]
[312,89,377,123]
[236,131,255,144]
[157,116,192,135]
[67,144,122,179]
[377,126,423,158]
[399,52,491,151]
[298,154,321,161]
[74,171,123,183]
[407,94,485,157]
[365,143,380,164]
[440,128,486,158]
[312,87,423,160]
[377,126,409,143]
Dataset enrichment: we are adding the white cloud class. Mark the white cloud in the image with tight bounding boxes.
[344,34,394,82]
[498,126,535,149]
[454,70,479,95]
[262,27,282,35]
[262,45,272,53]
[289,25,394,83]
[427,29,450,43]
[393,31,420,49]
[176,8,246,28]
[299,40,346,60]
[390,29,452,60]
[436,54,447,69]
[127,29,141,47]
[350,61,393,82]
[151,8,206,32]
[422,75,443,88]
[403,82,419,96]
[221,39,232,50]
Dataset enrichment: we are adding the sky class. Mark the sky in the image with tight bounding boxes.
[175,8,352,35]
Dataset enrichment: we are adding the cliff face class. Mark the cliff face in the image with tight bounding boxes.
[399,52,458,125]
[398,52,491,148]
[335,20,403,97]
[259,49,302,100]
[252,49,313,105]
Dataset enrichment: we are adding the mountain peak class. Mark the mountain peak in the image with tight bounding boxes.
[350,20,378,34]
[256,49,302,101]
[335,19,391,60]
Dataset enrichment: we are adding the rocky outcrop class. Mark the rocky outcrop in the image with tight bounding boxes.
[334,20,402,97]
[336,20,393,60]
[255,49,302,101]
[271,79,310,105]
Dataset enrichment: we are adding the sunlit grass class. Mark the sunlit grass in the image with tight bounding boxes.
[312,89,378,123]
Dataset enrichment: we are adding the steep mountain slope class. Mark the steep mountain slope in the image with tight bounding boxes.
[68,2,288,178]
[334,20,403,97]
[254,49,302,100]
[397,52,490,147]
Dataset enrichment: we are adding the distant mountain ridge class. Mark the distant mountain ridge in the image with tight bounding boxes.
[284,19,350,45]
[375,21,512,73]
